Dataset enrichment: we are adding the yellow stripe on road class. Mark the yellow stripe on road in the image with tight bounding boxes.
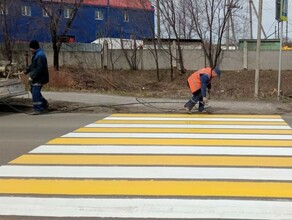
[2,113,292,219]
[0,179,292,198]
[110,114,282,119]
[48,138,292,147]
[104,117,284,122]
[96,120,287,125]
[75,127,292,134]
[10,155,292,167]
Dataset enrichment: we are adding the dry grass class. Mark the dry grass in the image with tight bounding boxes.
[23,67,292,102]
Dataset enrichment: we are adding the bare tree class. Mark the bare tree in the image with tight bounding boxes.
[37,0,82,70]
[118,0,153,71]
[159,0,186,74]
[177,0,194,40]
[187,0,242,68]
[120,35,142,70]
[0,0,21,62]
[136,0,162,80]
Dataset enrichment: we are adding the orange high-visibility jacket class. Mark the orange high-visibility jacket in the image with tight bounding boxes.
[187,68,215,93]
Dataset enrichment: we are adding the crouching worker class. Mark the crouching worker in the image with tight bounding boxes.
[184,67,221,113]
[25,40,49,115]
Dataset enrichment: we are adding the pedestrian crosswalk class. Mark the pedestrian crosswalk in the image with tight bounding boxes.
[1,113,292,219]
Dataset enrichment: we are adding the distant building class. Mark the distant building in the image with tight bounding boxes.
[239,39,280,51]
[92,38,143,49]
[143,38,202,50]
[0,0,155,43]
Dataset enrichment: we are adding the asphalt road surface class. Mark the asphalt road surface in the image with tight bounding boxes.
[0,95,292,220]
[0,112,105,165]
[1,109,292,166]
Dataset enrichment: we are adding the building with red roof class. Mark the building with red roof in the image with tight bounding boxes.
[0,0,155,43]
[83,0,153,11]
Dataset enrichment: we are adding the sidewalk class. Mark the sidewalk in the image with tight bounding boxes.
[32,91,292,115]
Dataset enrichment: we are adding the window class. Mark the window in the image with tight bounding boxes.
[64,7,72,19]
[0,5,8,15]
[21,5,31,16]
[95,10,103,20]
[123,10,129,22]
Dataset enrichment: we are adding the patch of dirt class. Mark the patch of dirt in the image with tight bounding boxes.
[5,67,291,115]
[43,67,292,102]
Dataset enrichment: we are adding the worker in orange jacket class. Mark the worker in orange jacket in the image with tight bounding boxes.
[184,67,221,113]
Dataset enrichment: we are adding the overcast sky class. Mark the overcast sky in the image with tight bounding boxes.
[150,0,292,40]
[252,0,292,39]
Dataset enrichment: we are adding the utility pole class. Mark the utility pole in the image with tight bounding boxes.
[225,1,240,49]
[276,0,288,100]
[286,20,288,43]
[249,0,253,39]
[278,21,283,100]
[254,0,263,98]
[251,0,267,39]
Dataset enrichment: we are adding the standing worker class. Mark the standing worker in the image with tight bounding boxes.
[24,40,49,115]
[184,67,221,113]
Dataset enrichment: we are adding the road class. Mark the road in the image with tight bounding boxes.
[1,111,292,219]
[0,112,104,165]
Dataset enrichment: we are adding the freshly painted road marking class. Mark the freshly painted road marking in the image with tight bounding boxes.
[1,113,292,219]
[76,127,292,134]
[0,179,292,198]
[10,154,292,167]
[62,132,292,140]
[0,197,291,219]
[31,145,292,156]
[47,138,292,147]
[104,116,284,122]
[110,113,283,118]
[95,120,287,125]
[86,123,291,129]
[2,165,292,181]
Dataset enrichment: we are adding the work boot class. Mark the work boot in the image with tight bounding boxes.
[184,107,192,114]
[30,110,42,115]
[184,104,192,114]
[43,102,49,110]
[198,109,209,114]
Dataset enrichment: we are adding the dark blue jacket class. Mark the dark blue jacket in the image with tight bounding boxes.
[26,48,49,85]
[200,74,212,97]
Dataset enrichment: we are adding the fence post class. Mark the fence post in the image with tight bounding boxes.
[171,40,177,69]
[140,48,144,70]
[103,40,108,69]
[243,40,248,70]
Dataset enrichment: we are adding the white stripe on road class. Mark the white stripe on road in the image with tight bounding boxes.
[1,166,292,181]
[62,132,292,140]
[0,197,291,219]
[31,145,292,156]
[105,116,284,122]
[86,124,291,129]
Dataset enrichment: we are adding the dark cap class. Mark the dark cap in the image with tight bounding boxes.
[29,40,40,49]
[213,68,221,78]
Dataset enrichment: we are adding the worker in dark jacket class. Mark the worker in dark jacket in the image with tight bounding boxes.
[25,40,49,115]
[184,67,221,113]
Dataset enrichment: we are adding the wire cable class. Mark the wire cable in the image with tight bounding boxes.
[0,98,188,115]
